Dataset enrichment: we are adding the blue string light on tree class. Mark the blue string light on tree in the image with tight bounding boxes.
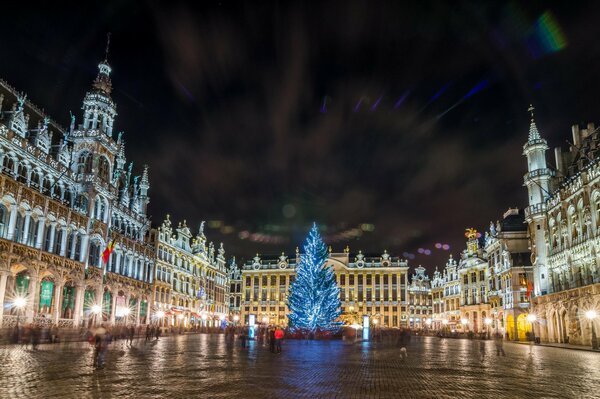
[287,223,342,333]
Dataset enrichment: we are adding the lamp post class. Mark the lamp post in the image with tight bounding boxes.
[585,310,598,350]
[526,314,537,344]
[91,304,102,327]
[461,318,469,334]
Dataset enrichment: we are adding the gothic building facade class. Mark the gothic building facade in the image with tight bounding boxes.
[0,54,155,329]
[525,108,600,345]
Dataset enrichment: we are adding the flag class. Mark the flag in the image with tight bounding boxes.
[526,279,534,299]
[102,239,116,264]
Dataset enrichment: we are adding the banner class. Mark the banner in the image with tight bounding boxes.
[39,281,54,307]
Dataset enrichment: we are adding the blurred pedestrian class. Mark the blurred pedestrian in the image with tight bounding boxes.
[155,326,161,340]
[145,326,151,341]
[274,327,284,354]
[240,328,247,348]
[50,324,59,343]
[269,328,276,353]
[127,325,135,345]
[494,332,505,356]
[30,325,40,350]
[479,339,486,360]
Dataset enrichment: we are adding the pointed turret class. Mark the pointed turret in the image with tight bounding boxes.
[82,34,117,137]
[523,104,551,296]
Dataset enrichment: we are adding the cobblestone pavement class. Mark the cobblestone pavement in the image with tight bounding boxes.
[0,334,599,398]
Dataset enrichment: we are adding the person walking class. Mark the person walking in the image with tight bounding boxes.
[145,326,151,342]
[50,324,59,344]
[494,332,506,356]
[127,325,135,345]
[269,328,276,353]
[240,328,247,349]
[479,339,486,361]
[155,326,161,340]
[274,327,284,354]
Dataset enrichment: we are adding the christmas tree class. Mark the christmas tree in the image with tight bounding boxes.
[287,223,342,332]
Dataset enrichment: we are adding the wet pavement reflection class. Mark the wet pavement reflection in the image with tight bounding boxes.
[0,334,599,398]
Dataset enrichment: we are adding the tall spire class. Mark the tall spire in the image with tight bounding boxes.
[528,104,541,142]
[104,32,111,63]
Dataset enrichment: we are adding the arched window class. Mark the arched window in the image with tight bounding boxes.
[74,234,81,261]
[13,212,24,242]
[0,204,7,238]
[2,156,14,175]
[77,152,93,174]
[53,228,63,254]
[88,241,101,268]
[42,178,52,195]
[16,163,27,184]
[98,156,110,182]
[44,225,53,252]
[24,216,35,246]
[30,170,41,189]
[76,194,88,214]
[63,188,72,206]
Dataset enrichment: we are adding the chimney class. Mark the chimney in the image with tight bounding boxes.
[555,147,564,176]
[572,124,581,147]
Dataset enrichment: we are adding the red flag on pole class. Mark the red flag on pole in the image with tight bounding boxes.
[526,279,534,299]
[102,239,116,264]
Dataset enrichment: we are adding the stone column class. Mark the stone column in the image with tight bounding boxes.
[21,211,31,245]
[35,217,45,249]
[0,271,9,323]
[95,286,104,326]
[79,234,89,264]
[73,284,84,328]
[110,293,117,325]
[26,275,40,323]
[135,297,141,326]
[6,204,18,241]
[47,223,57,253]
[59,227,68,257]
[115,252,122,274]
[53,279,64,324]
[69,232,77,259]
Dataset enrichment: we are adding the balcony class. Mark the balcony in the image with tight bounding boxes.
[524,203,547,220]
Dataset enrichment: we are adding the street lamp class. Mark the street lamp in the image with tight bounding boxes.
[585,310,598,350]
[90,304,102,327]
[13,297,26,327]
[484,317,492,339]
[233,314,240,325]
[461,318,469,332]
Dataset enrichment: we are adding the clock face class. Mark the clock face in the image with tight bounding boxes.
[278,262,287,269]
[356,261,364,268]
[253,262,261,270]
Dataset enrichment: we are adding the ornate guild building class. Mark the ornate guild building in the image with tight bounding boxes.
[0,51,155,329]
[407,266,432,329]
[240,248,410,327]
[525,107,600,345]
[152,218,229,329]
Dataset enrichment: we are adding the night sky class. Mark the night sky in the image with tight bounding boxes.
[1,1,600,271]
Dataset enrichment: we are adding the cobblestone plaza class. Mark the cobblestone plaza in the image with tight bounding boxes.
[0,335,598,398]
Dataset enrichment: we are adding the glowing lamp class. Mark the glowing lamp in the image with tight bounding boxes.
[91,304,102,314]
[233,315,240,322]
[526,314,537,323]
[13,297,27,309]
[461,318,469,325]
[484,317,492,325]
[156,310,165,319]
[586,310,597,320]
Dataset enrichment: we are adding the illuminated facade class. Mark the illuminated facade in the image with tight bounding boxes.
[484,208,533,340]
[0,53,155,330]
[457,229,491,333]
[430,267,444,330]
[240,249,410,327]
[407,266,432,329]
[439,255,461,329]
[152,217,229,328]
[525,108,600,345]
